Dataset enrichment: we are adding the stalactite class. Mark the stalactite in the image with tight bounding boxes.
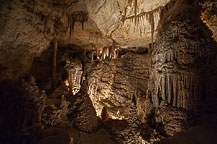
[102,47,105,60]
[111,43,115,59]
[150,13,155,49]
[134,0,137,25]
[100,50,103,60]
[162,74,166,100]
[172,76,177,107]
[177,80,181,108]
[145,12,155,53]
[153,75,161,107]
[97,50,100,60]
[138,13,141,26]
[180,81,184,108]
[114,48,118,59]
[108,47,111,59]
[167,74,172,104]
[183,91,186,109]
[141,15,144,25]
[106,47,109,59]
[165,73,168,101]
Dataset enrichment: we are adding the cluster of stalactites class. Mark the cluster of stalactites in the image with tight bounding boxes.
[122,0,163,48]
[91,46,119,61]
[67,11,88,39]
[151,72,199,111]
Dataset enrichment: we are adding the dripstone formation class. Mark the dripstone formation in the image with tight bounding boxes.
[1,0,217,144]
[151,1,214,111]
[87,52,150,119]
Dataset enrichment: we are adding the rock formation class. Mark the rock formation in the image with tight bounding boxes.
[1,0,217,144]
[151,0,216,112]
[65,58,83,95]
[0,76,46,143]
[87,52,150,119]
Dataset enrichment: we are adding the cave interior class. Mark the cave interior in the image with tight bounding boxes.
[0,0,217,144]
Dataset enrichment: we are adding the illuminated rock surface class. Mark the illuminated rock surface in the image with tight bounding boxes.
[0,0,217,144]
[87,52,150,119]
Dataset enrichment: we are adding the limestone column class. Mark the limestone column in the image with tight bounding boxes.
[150,0,214,111]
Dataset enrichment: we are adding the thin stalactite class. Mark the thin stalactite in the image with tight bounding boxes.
[134,0,137,25]
[146,12,155,50]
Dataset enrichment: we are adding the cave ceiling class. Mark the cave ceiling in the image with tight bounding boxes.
[1,0,217,143]
[0,0,217,80]
[0,0,171,50]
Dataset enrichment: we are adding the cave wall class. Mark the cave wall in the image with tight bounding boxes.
[0,77,46,143]
[0,0,217,144]
[0,0,50,80]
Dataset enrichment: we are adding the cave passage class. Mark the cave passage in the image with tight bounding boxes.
[0,0,217,144]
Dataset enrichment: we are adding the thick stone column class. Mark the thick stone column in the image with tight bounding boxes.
[151,0,214,111]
